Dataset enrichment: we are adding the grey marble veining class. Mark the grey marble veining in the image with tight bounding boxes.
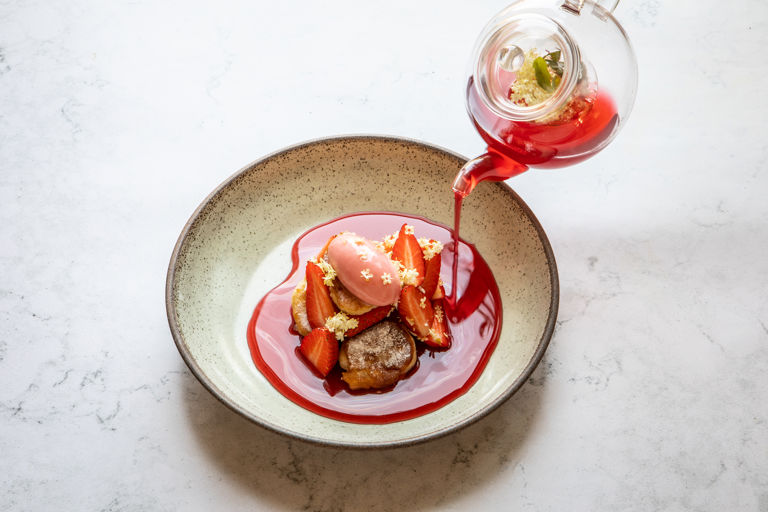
[2,0,767,510]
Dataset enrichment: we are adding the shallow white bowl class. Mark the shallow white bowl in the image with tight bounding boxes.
[166,135,558,448]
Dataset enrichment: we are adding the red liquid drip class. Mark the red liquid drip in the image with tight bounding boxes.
[466,77,619,168]
[246,212,503,424]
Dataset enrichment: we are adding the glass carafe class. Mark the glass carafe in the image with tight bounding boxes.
[453,0,638,196]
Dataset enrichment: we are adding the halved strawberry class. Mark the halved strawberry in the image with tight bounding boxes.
[422,251,441,299]
[345,306,391,337]
[299,328,338,377]
[305,262,337,329]
[397,285,434,341]
[392,224,425,286]
[426,300,451,348]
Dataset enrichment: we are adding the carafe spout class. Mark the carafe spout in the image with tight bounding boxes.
[452,151,528,197]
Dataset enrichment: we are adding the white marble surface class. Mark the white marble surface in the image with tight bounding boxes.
[2,0,767,510]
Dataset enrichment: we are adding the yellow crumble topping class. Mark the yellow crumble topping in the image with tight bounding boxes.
[360,269,373,281]
[325,312,358,341]
[308,257,337,287]
[418,238,444,261]
[508,49,557,107]
[382,233,398,252]
[390,257,405,272]
[400,268,420,286]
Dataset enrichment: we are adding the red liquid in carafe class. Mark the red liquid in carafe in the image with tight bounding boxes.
[449,79,619,298]
[466,77,619,169]
[246,212,503,424]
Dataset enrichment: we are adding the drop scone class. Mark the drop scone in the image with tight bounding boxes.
[291,224,451,389]
[339,321,417,390]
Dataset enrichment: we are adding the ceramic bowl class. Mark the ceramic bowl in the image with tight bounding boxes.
[166,135,558,448]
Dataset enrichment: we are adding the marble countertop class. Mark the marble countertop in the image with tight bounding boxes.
[2,0,767,510]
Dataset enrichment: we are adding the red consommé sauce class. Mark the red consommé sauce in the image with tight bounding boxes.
[247,212,503,424]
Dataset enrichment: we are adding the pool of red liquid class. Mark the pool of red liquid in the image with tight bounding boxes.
[247,212,503,424]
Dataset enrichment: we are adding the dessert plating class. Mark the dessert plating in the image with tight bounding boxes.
[291,224,451,389]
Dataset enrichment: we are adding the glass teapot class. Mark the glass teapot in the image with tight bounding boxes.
[452,0,638,196]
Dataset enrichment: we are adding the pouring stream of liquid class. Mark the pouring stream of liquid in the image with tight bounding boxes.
[447,151,528,315]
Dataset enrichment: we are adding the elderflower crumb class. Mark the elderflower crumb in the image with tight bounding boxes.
[325,312,358,341]
[419,297,427,309]
[357,249,370,262]
[390,257,405,273]
[382,233,398,252]
[508,49,557,107]
[309,257,337,287]
[360,269,373,281]
[400,268,420,286]
[418,238,444,261]
[404,225,415,236]
[381,273,393,285]
[434,305,444,321]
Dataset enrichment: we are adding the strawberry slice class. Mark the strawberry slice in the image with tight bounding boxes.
[305,262,337,329]
[344,306,391,337]
[426,300,451,348]
[397,285,434,341]
[299,328,339,377]
[422,251,441,299]
[432,283,445,301]
[392,224,425,286]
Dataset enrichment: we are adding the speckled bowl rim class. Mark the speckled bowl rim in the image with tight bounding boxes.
[166,134,559,449]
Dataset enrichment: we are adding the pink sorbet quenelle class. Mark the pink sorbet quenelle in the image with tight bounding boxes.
[327,233,401,306]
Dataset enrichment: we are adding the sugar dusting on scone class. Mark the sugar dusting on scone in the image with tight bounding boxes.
[338,321,417,390]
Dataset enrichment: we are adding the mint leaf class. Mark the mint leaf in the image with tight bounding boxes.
[544,50,564,77]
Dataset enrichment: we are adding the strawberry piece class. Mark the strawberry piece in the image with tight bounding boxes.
[397,285,434,341]
[305,262,337,329]
[299,328,339,377]
[345,306,391,337]
[432,283,445,301]
[392,224,425,286]
[426,300,451,348]
[422,251,441,299]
